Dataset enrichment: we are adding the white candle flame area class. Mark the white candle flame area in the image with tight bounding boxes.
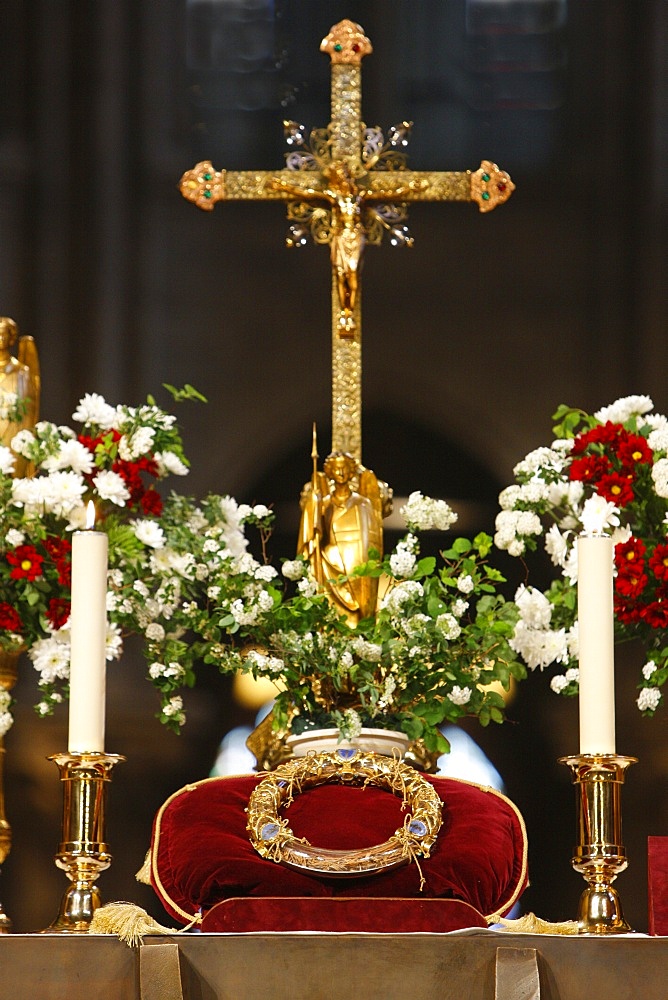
[85,500,97,530]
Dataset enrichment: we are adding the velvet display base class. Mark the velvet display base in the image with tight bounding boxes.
[149,773,528,931]
[648,836,668,935]
[201,896,489,933]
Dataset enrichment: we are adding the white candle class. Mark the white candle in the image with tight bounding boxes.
[577,534,616,754]
[68,503,109,752]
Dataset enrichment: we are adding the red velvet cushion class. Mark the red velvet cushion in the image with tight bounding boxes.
[148,773,527,928]
[201,896,489,933]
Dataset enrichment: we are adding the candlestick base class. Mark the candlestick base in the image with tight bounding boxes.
[44,751,124,934]
[560,754,636,935]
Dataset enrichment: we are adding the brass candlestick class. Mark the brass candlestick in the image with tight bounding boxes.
[560,753,637,934]
[45,751,124,933]
[0,647,21,934]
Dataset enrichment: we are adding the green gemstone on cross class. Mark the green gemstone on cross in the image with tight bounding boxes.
[482,191,490,200]
[203,190,212,199]
[202,172,213,182]
[482,173,490,183]
[334,43,343,52]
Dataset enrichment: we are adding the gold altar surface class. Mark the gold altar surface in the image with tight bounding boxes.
[2,930,667,1000]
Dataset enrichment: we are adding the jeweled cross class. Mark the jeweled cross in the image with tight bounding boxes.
[180,19,514,460]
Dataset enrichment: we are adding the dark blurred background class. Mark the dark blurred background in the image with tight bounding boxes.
[0,0,667,933]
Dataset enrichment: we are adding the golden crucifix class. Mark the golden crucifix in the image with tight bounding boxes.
[180,19,514,461]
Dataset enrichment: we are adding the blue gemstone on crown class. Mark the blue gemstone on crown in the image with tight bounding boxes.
[261,822,280,841]
[408,819,427,838]
[337,749,356,760]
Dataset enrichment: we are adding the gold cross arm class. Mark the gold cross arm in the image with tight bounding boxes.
[180,160,513,214]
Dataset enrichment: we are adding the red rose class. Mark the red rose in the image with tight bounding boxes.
[6,545,44,581]
[0,603,22,633]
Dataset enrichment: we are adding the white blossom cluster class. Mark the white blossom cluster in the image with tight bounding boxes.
[400,492,458,532]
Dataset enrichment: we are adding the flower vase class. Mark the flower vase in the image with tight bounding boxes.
[285,727,411,759]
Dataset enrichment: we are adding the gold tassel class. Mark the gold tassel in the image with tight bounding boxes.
[495,911,579,935]
[135,849,152,885]
[89,901,187,946]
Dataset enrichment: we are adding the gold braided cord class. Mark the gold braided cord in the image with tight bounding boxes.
[246,750,442,884]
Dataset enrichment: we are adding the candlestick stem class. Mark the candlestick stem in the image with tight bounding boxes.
[44,751,124,933]
[560,753,636,934]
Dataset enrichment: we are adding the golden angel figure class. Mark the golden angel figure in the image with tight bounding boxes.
[298,450,383,624]
[0,317,40,478]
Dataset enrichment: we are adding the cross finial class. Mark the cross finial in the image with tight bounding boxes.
[320,20,372,65]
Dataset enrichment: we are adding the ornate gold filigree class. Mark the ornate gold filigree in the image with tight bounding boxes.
[246,750,442,886]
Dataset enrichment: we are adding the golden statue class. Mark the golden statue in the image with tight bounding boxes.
[0,317,40,477]
[298,442,383,624]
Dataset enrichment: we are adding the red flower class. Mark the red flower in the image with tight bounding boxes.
[617,432,653,469]
[596,473,634,506]
[6,545,44,581]
[615,570,649,598]
[571,422,621,455]
[639,599,668,628]
[46,598,71,630]
[141,488,163,516]
[0,603,22,633]
[44,537,72,562]
[569,454,611,483]
[649,544,668,581]
[614,536,646,568]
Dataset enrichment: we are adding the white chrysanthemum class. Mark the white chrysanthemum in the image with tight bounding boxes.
[5,528,24,547]
[510,621,568,671]
[10,428,36,457]
[42,439,95,475]
[648,425,668,453]
[580,495,620,535]
[637,687,661,712]
[515,585,552,629]
[544,524,570,567]
[105,622,123,660]
[154,451,189,476]
[0,445,15,475]
[43,470,87,517]
[447,685,472,705]
[132,519,166,549]
[594,395,653,424]
[652,458,668,499]
[119,426,156,461]
[567,622,579,658]
[29,637,71,683]
[93,469,130,506]
[72,392,117,429]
